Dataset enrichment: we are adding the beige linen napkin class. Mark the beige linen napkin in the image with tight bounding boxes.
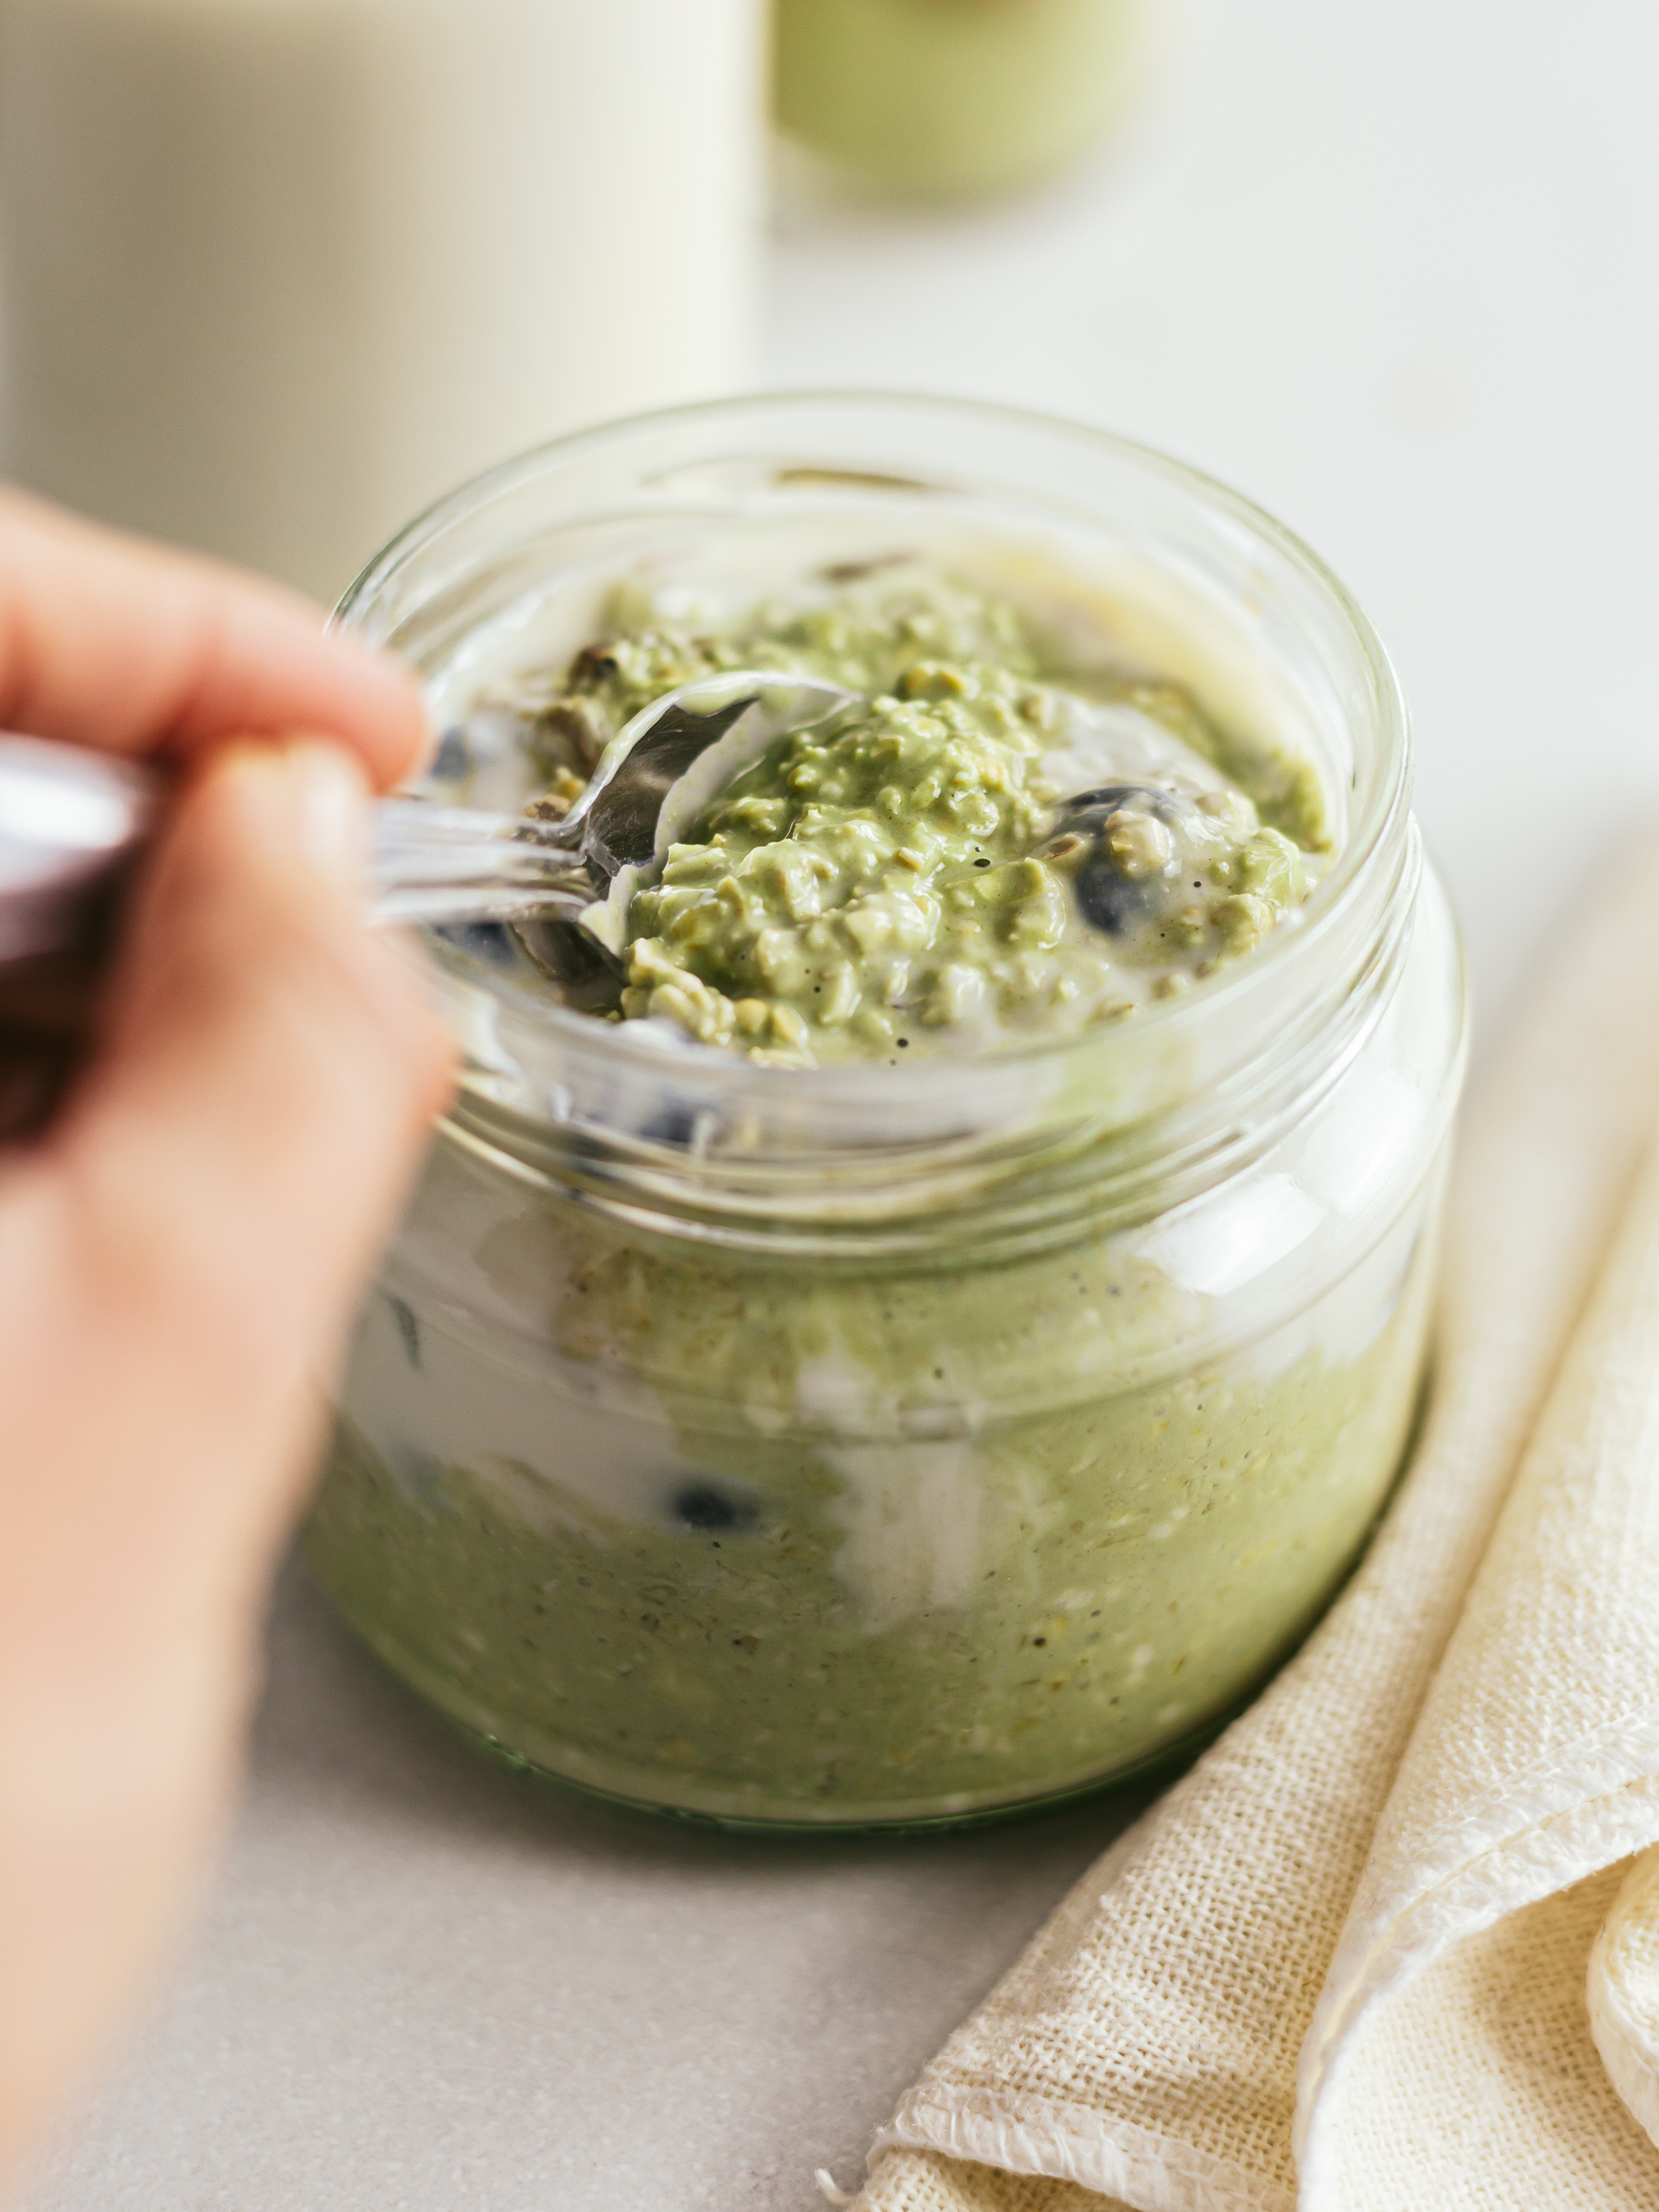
[1592,1844,1659,2149]
[850,830,1659,2212]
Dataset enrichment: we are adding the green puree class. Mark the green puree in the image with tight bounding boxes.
[523,572,1327,1068]
[302,562,1425,1827]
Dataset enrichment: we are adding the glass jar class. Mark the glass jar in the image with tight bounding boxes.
[305,394,1466,1830]
[773,0,1139,200]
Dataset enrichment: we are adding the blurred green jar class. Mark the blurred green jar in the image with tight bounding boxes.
[774,0,1139,199]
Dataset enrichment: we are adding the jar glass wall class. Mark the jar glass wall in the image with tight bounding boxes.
[306,396,1466,1829]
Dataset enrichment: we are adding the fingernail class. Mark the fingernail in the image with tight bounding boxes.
[287,743,370,877]
[218,740,370,888]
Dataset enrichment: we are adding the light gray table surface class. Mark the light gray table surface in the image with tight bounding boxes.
[28,0,1659,2204]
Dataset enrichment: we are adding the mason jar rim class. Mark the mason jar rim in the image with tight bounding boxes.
[335,391,1414,1238]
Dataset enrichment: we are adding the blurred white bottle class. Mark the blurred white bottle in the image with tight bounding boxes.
[0,0,764,601]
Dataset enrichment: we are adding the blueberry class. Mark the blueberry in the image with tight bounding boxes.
[1075,857,1153,936]
[430,727,473,783]
[1051,783,1192,938]
[640,1103,702,1148]
[671,1481,760,1535]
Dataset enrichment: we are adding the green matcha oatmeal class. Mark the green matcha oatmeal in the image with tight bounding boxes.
[307,402,1466,1828]
[498,564,1327,1067]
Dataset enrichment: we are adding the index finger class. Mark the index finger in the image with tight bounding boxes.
[0,488,428,789]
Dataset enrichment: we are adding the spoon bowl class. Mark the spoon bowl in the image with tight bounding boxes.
[505,670,856,993]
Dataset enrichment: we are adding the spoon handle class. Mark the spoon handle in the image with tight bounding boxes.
[0,736,600,962]
[371,796,594,927]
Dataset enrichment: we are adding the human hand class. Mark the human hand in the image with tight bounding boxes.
[0,492,454,2194]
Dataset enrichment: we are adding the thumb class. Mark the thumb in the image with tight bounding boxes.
[58,739,454,1558]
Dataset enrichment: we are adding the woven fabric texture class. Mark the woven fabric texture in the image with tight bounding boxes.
[1590,1845,1659,2152]
[853,834,1659,2211]
[1313,1867,1658,2208]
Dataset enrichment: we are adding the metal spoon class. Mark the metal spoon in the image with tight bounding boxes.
[480,670,857,994]
[0,684,1208,1068]
[0,673,856,977]
[0,736,156,963]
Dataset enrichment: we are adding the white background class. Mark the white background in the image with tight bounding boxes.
[28,2,1659,2205]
